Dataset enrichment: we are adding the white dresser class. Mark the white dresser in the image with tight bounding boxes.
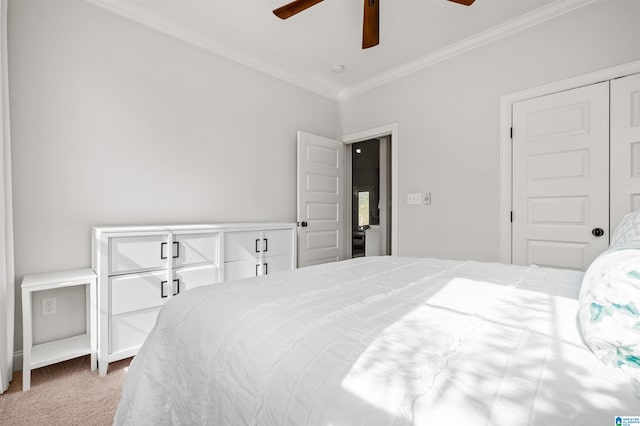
[92,223,296,376]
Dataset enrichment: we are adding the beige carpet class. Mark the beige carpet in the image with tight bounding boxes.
[0,355,131,425]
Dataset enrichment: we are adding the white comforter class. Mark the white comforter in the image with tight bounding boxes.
[115,257,638,425]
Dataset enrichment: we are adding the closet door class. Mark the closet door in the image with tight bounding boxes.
[611,73,640,231]
[512,82,609,270]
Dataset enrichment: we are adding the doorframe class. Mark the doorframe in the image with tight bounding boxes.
[343,123,399,256]
[499,59,640,264]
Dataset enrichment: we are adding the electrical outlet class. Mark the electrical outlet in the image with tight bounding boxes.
[42,297,56,316]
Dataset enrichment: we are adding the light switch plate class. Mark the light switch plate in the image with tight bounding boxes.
[407,193,422,205]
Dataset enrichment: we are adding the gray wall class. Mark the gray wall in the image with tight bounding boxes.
[8,0,339,350]
[339,0,640,261]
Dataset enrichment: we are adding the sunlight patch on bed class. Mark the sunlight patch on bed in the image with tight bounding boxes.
[341,278,508,420]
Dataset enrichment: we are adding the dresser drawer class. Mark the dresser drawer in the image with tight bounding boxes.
[224,259,260,281]
[173,233,219,267]
[109,235,168,274]
[110,271,168,315]
[224,231,260,262]
[263,229,293,258]
[174,264,219,292]
[261,254,294,275]
[225,229,293,261]
[110,308,159,354]
[224,254,293,281]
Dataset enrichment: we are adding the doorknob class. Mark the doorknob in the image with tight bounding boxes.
[592,227,604,237]
[299,221,308,227]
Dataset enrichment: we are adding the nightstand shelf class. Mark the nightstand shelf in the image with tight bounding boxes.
[30,334,91,369]
[21,268,97,391]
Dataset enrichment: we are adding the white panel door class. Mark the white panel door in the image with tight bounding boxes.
[611,73,640,231]
[512,82,609,270]
[297,131,345,267]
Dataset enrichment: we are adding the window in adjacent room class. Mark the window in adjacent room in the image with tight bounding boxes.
[358,191,370,228]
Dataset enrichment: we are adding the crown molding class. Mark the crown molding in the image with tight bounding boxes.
[83,0,598,103]
[337,0,599,101]
[82,0,339,101]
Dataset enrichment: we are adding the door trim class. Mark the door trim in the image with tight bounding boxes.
[343,123,399,255]
[499,59,640,264]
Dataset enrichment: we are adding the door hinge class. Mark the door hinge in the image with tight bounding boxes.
[510,127,513,139]
[510,211,513,223]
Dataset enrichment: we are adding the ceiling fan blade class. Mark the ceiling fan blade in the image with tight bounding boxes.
[448,0,475,5]
[362,0,379,49]
[273,0,324,19]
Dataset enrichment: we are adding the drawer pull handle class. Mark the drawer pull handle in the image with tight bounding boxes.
[160,242,168,260]
[161,279,181,298]
[254,239,268,253]
[172,241,180,259]
[255,263,269,276]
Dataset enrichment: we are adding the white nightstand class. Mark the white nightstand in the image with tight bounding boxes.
[21,268,97,391]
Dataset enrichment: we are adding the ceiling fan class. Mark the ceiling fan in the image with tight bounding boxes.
[273,0,476,49]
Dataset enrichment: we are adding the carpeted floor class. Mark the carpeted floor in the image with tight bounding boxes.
[0,355,131,425]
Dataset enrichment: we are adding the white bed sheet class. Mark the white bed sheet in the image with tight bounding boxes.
[115,257,639,425]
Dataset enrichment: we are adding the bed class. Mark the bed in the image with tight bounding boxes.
[115,215,640,425]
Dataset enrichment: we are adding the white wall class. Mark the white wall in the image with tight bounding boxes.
[339,0,640,261]
[8,0,338,351]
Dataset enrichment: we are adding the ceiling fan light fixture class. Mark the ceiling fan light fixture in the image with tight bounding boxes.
[273,0,475,48]
[331,64,345,73]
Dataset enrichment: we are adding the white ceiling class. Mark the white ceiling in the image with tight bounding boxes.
[85,0,597,99]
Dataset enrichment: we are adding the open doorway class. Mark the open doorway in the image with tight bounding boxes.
[343,122,398,258]
[351,138,391,257]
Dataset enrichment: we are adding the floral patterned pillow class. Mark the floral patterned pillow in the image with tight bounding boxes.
[611,210,640,248]
[578,247,640,396]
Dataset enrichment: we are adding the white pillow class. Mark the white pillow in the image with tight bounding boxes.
[611,210,640,248]
[578,246,640,396]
